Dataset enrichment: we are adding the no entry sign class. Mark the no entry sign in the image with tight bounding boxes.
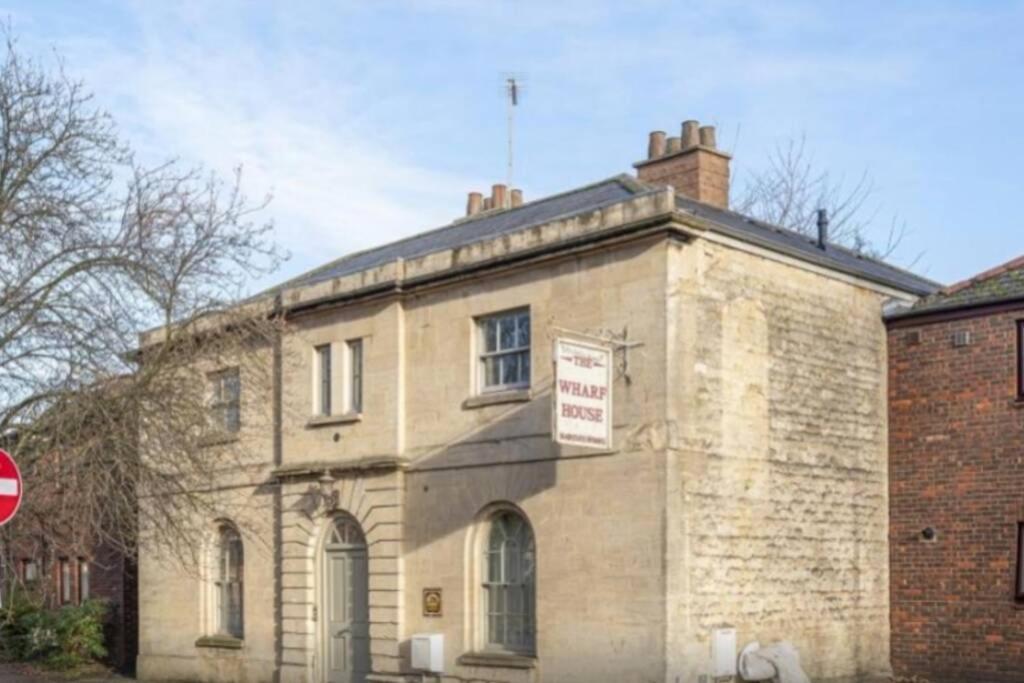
[0,448,22,526]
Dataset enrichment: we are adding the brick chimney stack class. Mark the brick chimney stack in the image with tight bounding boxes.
[464,184,524,217]
[634,119,731,209]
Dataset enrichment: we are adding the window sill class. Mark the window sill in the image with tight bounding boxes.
[305,412,362,429]
[199,433,240,448]
[1013,397,1024,408]
[463,388,531,409]
[457,651,536,670]
[195,635,243,650]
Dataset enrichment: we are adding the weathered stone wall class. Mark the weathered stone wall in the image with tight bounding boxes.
[665,238,894,682]
[135,183,910,683]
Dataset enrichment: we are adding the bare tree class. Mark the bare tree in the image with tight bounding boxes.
[734,134,913,261]
[0,34,285,579]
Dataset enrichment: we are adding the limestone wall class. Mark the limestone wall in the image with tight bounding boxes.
[665,237,894,682]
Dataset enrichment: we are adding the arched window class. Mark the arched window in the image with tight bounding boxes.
[215,524,244,638]
[482,510,535,653]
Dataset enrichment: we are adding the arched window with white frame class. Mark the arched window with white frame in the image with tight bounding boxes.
[481,508,536,654]
[215,523,244,639]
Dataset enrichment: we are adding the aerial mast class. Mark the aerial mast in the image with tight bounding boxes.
[505,76,521,191]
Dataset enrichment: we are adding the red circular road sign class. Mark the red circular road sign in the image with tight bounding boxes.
[0,448,23,526]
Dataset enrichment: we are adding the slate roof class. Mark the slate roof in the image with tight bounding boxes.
[672,194,939,296]
[269,173,939,299]
[269,176,639,293]
[889,255,1024,318]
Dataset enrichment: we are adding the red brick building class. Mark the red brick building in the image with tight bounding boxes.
[887,256,1024,682]
[0,444,138,674]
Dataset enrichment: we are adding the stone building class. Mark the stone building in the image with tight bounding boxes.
[136,119,936,683]
[887,256,1024,682]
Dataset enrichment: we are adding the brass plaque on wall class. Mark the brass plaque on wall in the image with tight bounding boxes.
[423,588,442,617]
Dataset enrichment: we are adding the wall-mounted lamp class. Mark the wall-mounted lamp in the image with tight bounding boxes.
[305,471,338,515]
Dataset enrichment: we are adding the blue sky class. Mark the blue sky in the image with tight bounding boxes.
[6,1,1023,290]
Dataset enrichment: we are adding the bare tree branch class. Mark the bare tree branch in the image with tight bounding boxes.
[0,32,287,574]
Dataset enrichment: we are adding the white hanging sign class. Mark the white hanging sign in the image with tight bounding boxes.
[553,338,613,449]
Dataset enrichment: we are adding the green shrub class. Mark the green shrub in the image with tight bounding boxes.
[0,591,107,669]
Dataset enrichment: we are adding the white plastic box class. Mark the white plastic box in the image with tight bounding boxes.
[410,633,444,673]
[711,627,737,677]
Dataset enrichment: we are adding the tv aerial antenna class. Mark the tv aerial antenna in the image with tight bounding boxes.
[502,73,525,189]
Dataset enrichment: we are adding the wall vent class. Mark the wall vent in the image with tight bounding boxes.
[905,330,921,345]
[952,330,972,348]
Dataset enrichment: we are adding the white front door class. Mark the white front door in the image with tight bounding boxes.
[323,517,370,683]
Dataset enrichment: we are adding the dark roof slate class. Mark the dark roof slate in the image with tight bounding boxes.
[893,255,1024,317]
[268,173,938,299]
[673,195,940,296]
[269,176,638,293]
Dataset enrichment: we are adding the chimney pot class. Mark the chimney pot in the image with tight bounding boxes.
[483,196,493,211]
[467,191,483,216]
[816,208,829,248]
[648,131,667,159]
[634,115,731,209]
[510,189,523,207]
[491,184,508,210]
[682,120,701,148]
[699,125,717,148]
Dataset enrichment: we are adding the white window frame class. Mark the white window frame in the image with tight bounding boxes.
[314,344,333,416]
[212,524,244,639]
[347,338,364,414]
[476,507,536,655]
[476,308,531,394]
[209,368,241,434]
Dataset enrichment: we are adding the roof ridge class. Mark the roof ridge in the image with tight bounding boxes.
[940,253,1024,295]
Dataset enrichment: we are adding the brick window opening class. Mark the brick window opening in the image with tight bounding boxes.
[1016,522,1024,602]
[21,559,37,583]
[78,558,90,603]
[59,558,72,604]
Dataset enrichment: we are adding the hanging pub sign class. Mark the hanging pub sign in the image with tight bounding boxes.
[553,338,613,450]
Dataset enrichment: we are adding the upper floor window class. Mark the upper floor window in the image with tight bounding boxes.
[348,339,363,413]
[315,344,332,416]
[215,524,244,639]
[209,369,241,434]
[482,510,536,654]
[1017,321,1024,399]
[478,309,530,392]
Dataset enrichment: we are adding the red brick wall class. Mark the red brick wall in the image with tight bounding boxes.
[889,307,1024,682]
